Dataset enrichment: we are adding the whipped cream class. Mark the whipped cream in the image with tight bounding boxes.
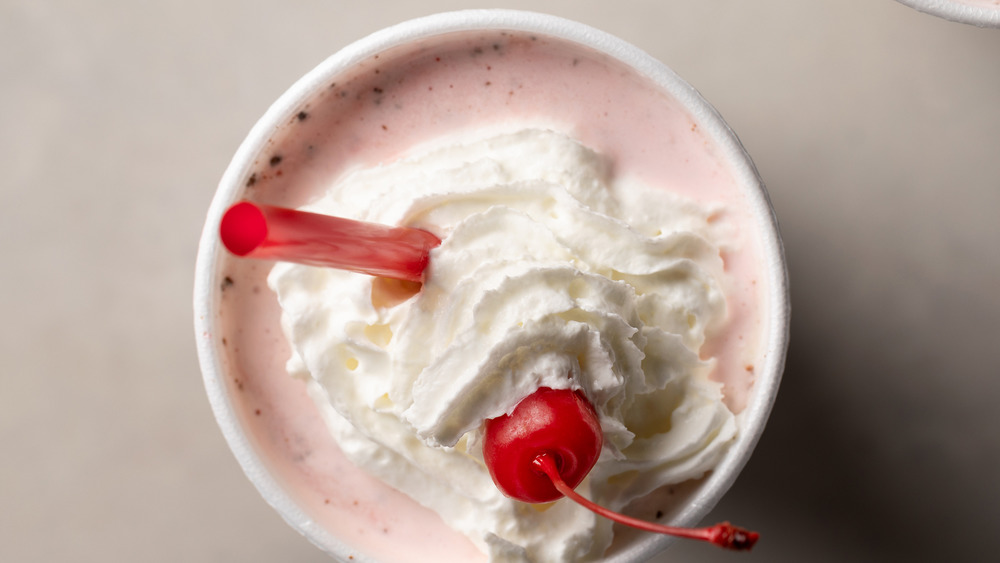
[268,129,738,562]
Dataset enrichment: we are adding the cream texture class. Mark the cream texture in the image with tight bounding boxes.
[268,129,738,562]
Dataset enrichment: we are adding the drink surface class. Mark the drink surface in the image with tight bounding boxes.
[213,28,770,562]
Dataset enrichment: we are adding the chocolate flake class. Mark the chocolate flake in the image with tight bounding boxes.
[269,155,283,167]
[221,276,234,291]
[297,111,309,121]
[245,173,257,187]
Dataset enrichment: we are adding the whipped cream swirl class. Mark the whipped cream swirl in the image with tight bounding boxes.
[269,129,737,562]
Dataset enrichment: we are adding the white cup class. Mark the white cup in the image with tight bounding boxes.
[194,10,790,562]
[895,0,1000,27]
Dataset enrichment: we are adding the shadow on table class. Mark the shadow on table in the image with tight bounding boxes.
[668,220,999,563]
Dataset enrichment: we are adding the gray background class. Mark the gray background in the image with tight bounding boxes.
[2,1,998,561]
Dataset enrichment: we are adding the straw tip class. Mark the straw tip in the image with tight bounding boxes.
[220,201,267,256]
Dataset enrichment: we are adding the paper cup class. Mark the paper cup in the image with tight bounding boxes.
[194,10,789,562]
[895,0,1000,27]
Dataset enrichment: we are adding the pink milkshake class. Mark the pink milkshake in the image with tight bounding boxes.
[195,10,788,562]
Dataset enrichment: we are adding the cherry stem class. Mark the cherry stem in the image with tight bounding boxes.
[532,453,759,551]
[219,201,440,282]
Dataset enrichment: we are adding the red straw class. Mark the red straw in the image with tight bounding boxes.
[219,201,441,282]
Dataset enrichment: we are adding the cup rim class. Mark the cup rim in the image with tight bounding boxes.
[194,8,790,562]
[895,0,1000,27]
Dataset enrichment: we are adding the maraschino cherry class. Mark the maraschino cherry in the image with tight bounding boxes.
[483,387,603,503]
[483,387,759,552]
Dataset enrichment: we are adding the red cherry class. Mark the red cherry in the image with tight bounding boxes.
[482,386,760,551]
[483,387,603,503]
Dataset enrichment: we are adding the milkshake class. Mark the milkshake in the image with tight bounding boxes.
[953,0,1000,6]
[895,0,1000,26]
[195,10,788,563]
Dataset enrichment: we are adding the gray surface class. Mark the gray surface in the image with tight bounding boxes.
[2,1,998,561]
